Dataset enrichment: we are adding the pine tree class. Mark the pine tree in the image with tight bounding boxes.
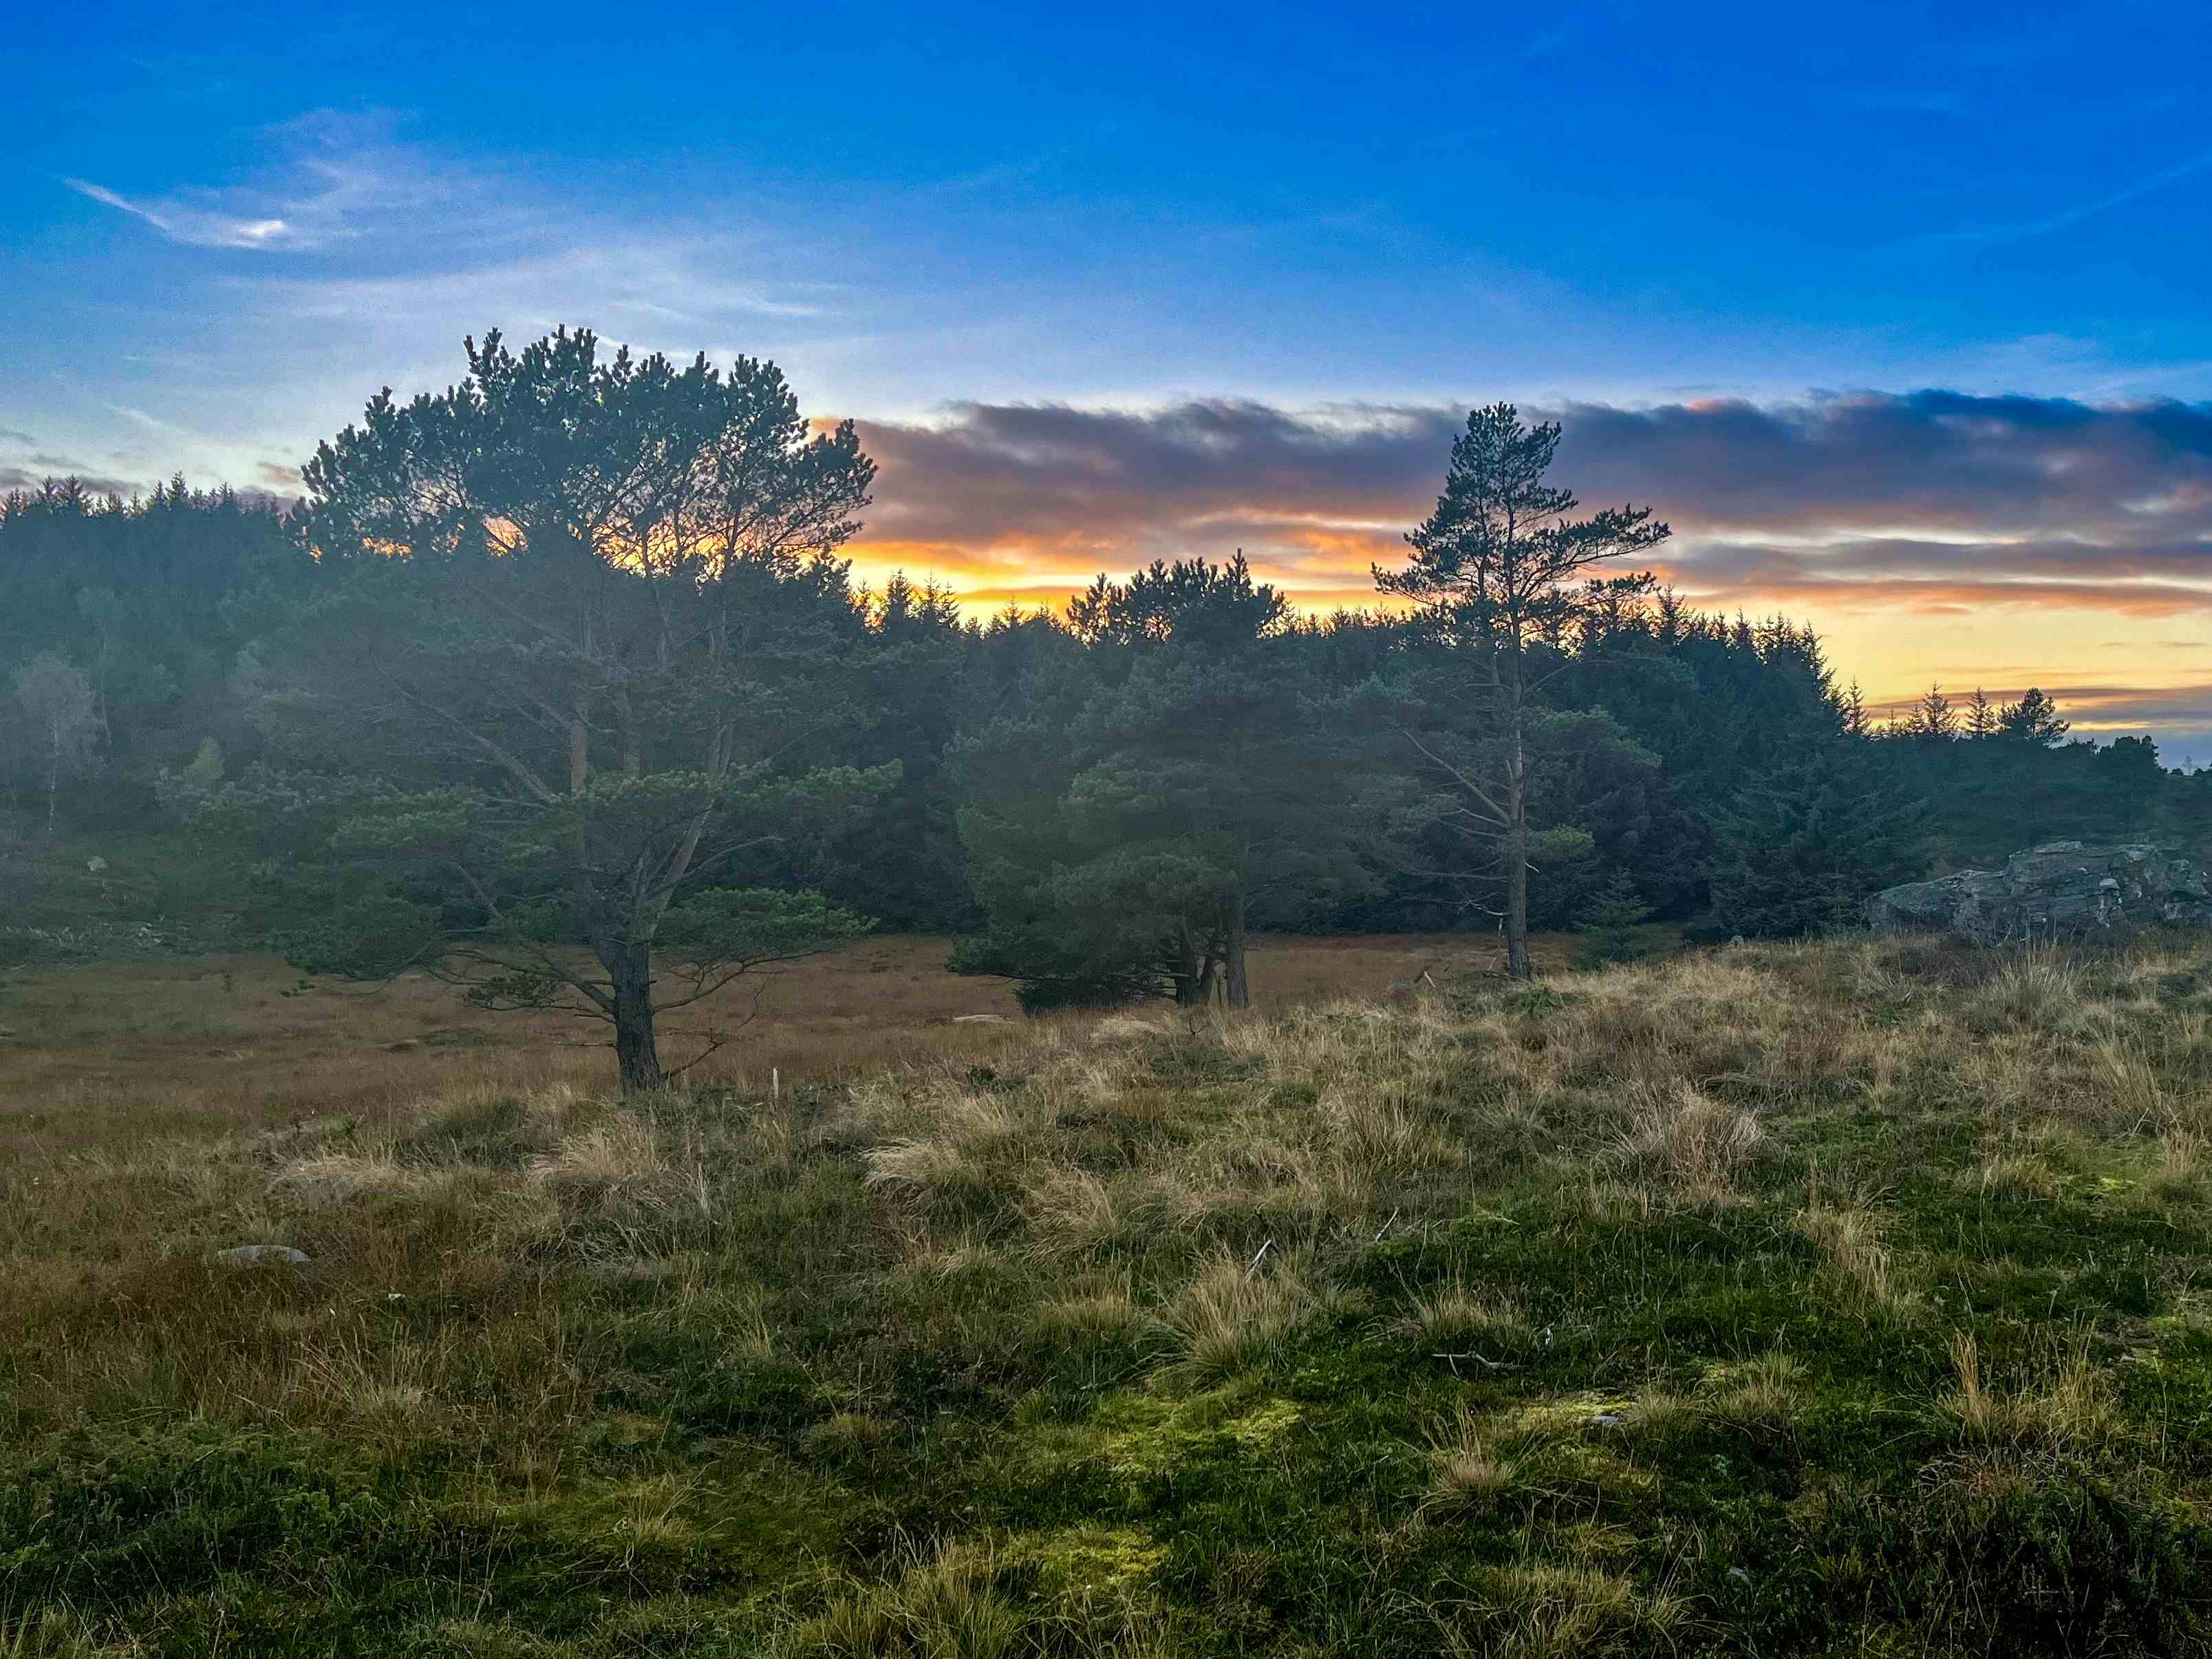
[1374,405,1670,977]
[1999,687,2070,746]
[1965,687,1997,740]
[954,561,1412,1009]
[226,328,887,1091]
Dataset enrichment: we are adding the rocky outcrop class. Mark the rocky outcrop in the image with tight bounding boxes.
[1867,842,2212,945]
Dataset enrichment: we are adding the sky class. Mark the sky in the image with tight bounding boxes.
[6,1,2212,753]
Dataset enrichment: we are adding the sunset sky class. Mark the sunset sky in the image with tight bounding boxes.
[7,3,2212,754]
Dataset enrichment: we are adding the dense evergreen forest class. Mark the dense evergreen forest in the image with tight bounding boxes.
[3,333,2205,1067]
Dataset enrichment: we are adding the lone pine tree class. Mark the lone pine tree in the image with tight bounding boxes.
[1376,405,1670,976]
[221,328,889,1091]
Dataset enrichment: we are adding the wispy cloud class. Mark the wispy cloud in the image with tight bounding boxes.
[65,109,833,375]
[62,109,476,254]
[250,244,826,330]
[105,404,186,434]
[64,178,294,249]
[1930,147,2212,245]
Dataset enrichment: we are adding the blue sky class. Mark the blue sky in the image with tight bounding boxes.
[7,2,2212,747]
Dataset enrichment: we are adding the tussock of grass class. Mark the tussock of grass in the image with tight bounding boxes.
[1970,1150,2067,1199]
[1941,1332,2123,1451]
[1159,1248,1322,1377]
[1963,950,2087,1033]
[1033,1287,1143,1346]
[1401,1276,1529,1348]
[2145,1129,2208,1206]
[1020,1164,1124,1258]
[780,1541,1025,1658]
[1617,1080,1765,1203]
[1618,1386,1696,1439]
[529,1113,668,1189]
[1421,1404,1518,1519]
[274,1149,456,1207]
[1090,1014,1168,1043]
[1437,1562,1694,1658]
[1704,1349,1807,1426]
[1797,1197,1916,1315]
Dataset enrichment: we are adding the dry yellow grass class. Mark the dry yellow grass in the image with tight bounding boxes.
[1421,1404,1518,1517]
[0,931,1561,1156]
[1940,1331,2123,1451]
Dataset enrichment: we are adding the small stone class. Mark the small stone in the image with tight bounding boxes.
[1728,1566,1752,1584]
[1588,1413,1624,1428]
[213,1244,310,1266]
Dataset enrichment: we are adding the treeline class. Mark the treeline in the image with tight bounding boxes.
[8,477,2196,923]
[2,331,2204,1081]
[0,477,314,828]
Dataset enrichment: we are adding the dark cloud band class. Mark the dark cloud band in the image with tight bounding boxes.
[852,389,2212,609]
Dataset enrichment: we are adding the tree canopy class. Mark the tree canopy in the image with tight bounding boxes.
[184,328,890,1089]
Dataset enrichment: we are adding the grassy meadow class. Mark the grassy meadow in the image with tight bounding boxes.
[0,934,1542,1157]
[6,932,2212,1655]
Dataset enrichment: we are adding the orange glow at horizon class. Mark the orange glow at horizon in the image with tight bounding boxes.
[844,532,2212,747]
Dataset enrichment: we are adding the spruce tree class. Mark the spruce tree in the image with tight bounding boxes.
[1573,866,1653,965]
[1706,740,1928,938]
[1999,687,2070,746]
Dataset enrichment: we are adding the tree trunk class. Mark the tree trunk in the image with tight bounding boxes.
[1170,921,1211,1006]
[1223,890,1249,1009]
[609,941,664,1092]
[1504,727,1532,980]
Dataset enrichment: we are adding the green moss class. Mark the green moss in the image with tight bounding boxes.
[1012,1523,1169,1597]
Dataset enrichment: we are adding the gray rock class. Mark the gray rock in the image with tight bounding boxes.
[1867,842,2212,945]
[213,1243,310,1266]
